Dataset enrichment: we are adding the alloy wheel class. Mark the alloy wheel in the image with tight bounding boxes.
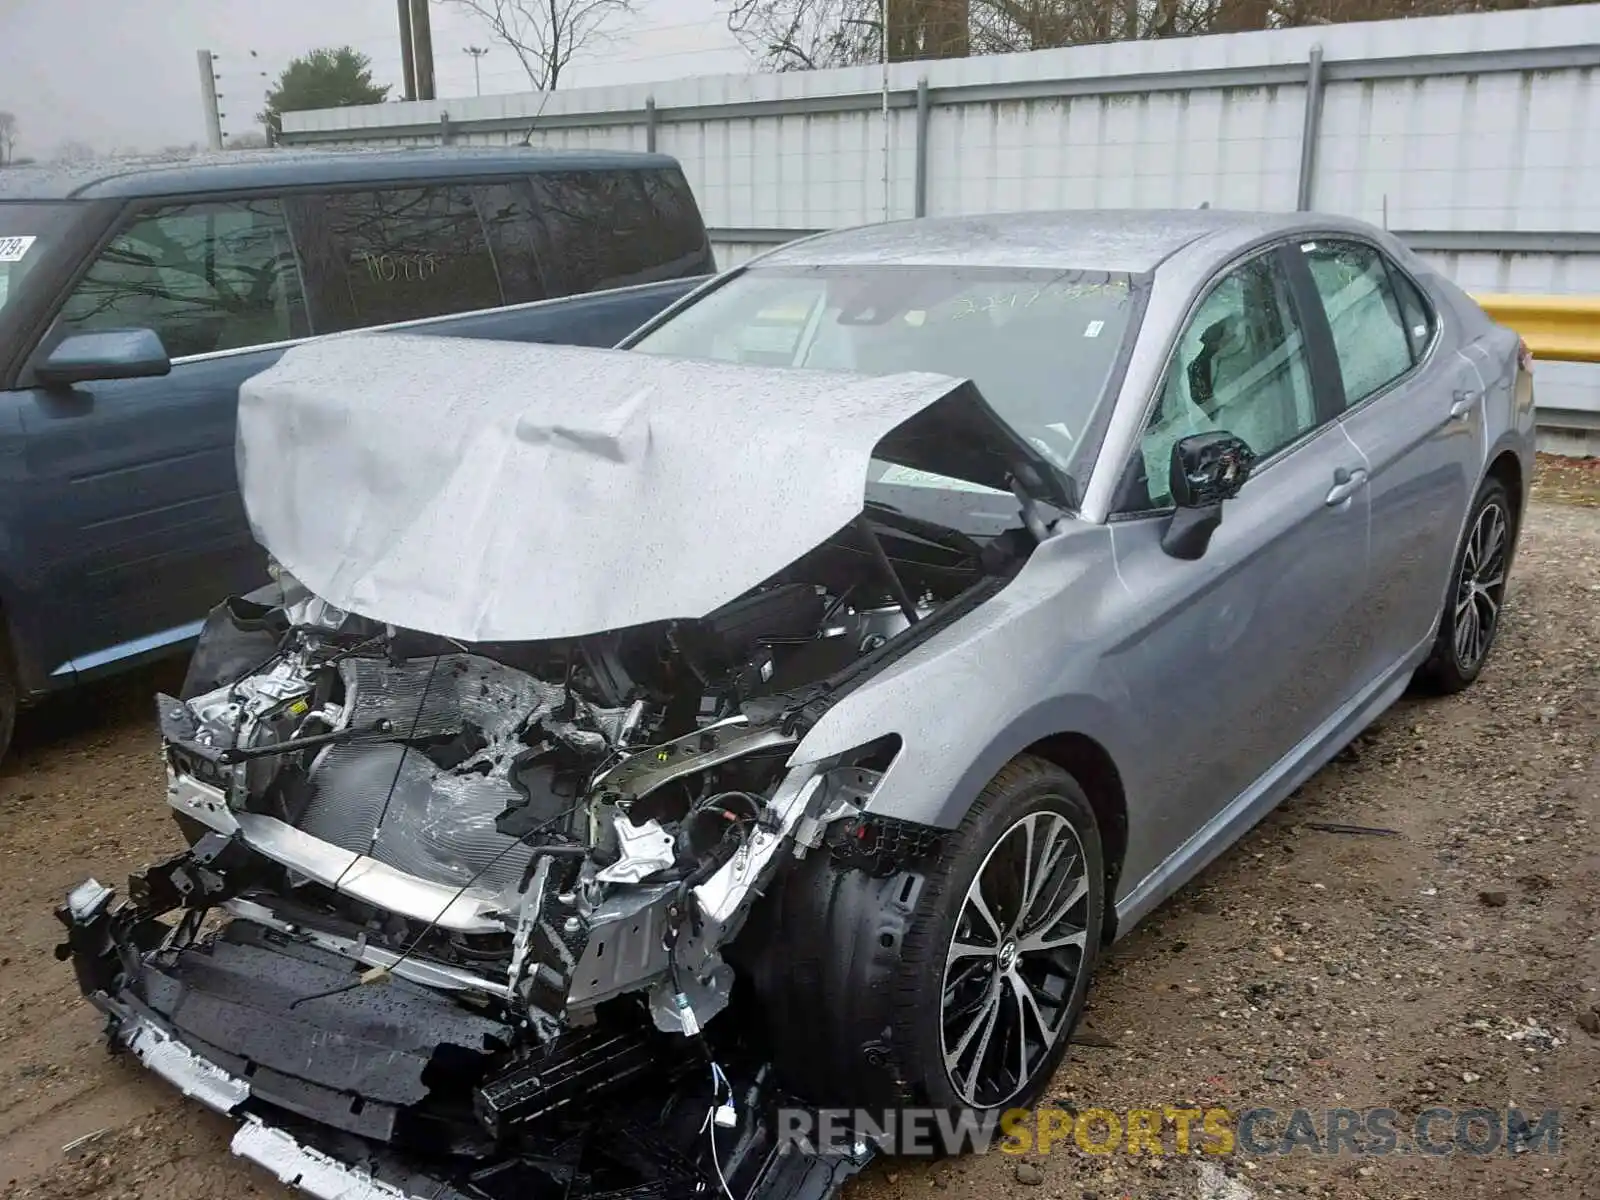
[1453,499,1509,672]
[940,809,1090,1108]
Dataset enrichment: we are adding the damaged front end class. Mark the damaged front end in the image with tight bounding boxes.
[56,335,1056,1199]
[58,541,1018,1199]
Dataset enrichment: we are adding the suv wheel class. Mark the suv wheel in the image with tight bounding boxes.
[0,650,16,766]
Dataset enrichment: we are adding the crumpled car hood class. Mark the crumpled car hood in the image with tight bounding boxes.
[238,332,1059,643]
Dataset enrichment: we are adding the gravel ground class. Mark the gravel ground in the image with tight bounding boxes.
[1,484,1596,1200]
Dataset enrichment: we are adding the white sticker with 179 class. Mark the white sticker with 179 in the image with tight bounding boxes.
[0,236,36,263]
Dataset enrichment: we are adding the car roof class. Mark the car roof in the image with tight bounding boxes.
[758,209,1323,275]
[0,145,681,202]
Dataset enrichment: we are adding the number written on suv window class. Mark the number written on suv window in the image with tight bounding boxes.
[285,185,503,332]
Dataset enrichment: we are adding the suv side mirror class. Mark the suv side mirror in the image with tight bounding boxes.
[37,328,172,388]
[1160,431,1255,560]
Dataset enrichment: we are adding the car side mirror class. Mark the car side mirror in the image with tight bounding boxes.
[1160,431,1256,560]
[37,328,172,388]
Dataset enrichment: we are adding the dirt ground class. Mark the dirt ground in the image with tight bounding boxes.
[2,474,1596,1200]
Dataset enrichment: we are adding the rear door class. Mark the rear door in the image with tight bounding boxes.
[12,196,307,682]
[1290,237,1483,680]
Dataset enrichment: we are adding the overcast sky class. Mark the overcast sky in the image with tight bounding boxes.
[0,0,754,157]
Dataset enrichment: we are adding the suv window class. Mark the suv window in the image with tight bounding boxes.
[639,168,710,266]
[58,199,307,359]
[1124,251,1318,511]
[529,169,675,296]
[472,181,549,305]
[1300,239,1416,408]
[285,185,502,332]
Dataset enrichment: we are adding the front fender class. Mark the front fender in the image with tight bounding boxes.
[0,549,56,696]
[866,691,1135,831]
[787,521,1136,832]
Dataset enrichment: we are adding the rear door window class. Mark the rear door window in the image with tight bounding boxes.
[1298,239,1417,409]
[639,168,710,267]
[471,181,549,305]
[529,169,677,296]
[57,198,308,359]
[285,185,503,332]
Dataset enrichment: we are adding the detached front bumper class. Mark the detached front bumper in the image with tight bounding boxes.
[55,875,873,1200]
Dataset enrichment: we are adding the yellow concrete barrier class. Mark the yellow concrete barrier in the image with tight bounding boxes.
[1473,294,1600,365]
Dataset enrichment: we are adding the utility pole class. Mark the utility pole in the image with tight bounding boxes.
[397,0,417,100]
[464,46,489,96]
[196,49,224,150]
[409,0,437,101]
[879,0,889,222]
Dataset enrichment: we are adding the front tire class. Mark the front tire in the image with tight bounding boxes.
[1417,477,1515,695]
[906,758,1104,1112]
[748,755,1105,1121]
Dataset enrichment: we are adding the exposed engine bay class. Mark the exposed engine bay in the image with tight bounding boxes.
[58,502,1033,1199]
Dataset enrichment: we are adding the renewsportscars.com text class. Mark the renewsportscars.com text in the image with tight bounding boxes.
[774,1106,1561,1158]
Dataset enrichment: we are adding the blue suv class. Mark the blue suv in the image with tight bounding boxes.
[0,146,715,758]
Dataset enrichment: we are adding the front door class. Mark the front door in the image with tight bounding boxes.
[1107,244,1372,883]
[12,196,306,681]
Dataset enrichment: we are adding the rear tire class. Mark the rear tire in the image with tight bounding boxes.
[1417,476,1515,695]
[0,650,17,766]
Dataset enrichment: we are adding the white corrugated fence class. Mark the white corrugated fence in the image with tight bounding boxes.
[280,4,1600,445]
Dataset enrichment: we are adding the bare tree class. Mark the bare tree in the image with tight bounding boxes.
[727,0,876,70]
[727,0,1572,69]
[0,112,16,167]
[437,0,638,90]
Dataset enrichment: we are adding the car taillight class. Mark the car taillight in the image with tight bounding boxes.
[1517,337,1534,374]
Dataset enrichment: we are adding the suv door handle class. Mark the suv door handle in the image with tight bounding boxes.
[1450,389,1481,419]
[1325,467,1368,507]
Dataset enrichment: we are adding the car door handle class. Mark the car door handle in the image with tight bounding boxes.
[1325,467,1368,507]
[1450,389,1481,419]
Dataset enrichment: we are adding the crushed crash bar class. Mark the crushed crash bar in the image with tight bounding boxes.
[120,1014,250,1115]
[232,1119,428,1200]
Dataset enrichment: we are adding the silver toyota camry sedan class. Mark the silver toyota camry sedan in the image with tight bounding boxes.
[59,209,1533,1200]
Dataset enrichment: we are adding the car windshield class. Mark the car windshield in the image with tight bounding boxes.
[629,263,1140,496]
[0,202,74,317]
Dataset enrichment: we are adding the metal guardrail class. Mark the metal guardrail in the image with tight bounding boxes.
[1473,294,1600,366]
